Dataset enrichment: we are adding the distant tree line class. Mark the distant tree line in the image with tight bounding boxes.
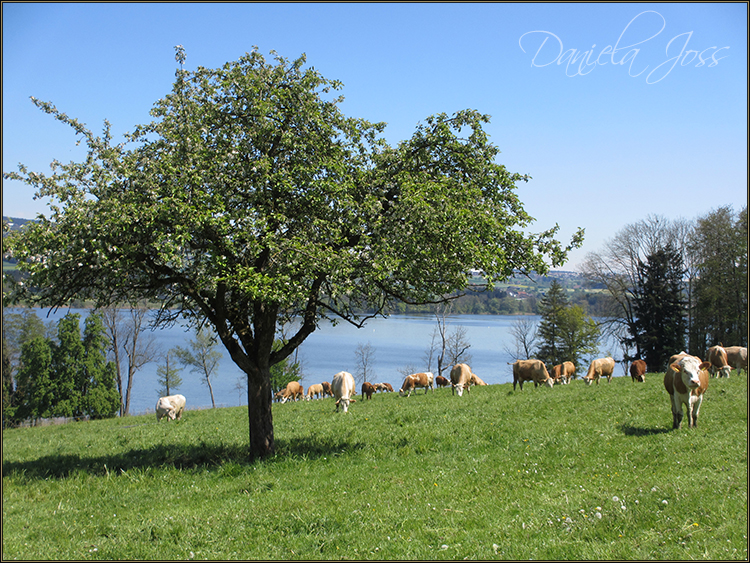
[3,311,120,426]
[582,206,747,371]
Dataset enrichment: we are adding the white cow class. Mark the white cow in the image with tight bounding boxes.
[332,371,356,413]
[155,394,186,421]
[663,353,710,429]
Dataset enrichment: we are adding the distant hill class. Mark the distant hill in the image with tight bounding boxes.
[3,217,35,232]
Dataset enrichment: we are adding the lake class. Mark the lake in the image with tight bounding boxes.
[8,308,622,415]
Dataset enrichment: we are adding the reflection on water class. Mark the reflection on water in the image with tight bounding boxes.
[7,308,620,415]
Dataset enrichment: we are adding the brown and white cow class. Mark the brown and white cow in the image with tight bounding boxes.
[380,382,394,393]
[450,363,476,396]
[305,383,324,401]
[435,375,451,388]
[512,360,553,391]
[550,361,575,385]
[629,359,647,383]
[155,394,186,421]
[399,372,434,397]
[321,381,334,398]
[281,381,304,403]
[663,353,710,429]
[707,345,732,378]
[361,382,376,400]
[583,357,616,386]
[332,371,356,413]
[724,346,748,376]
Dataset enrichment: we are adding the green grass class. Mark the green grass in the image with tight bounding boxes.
[3,373,747,560]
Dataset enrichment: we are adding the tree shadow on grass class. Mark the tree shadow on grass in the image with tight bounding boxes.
[4,437,365,481]
[620,424,671,436]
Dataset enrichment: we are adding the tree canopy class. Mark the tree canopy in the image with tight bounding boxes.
[4,47,583,459]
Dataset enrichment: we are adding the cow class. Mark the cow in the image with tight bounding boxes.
[550,362,574,385]
[470,373,488,386]
[512,359,553,391]
[629,359,647,383]
[321,381,334,398]
[583,357,616,386]
[435,375,451,388]
[724,346,748,376]
[273,390,285,402]
[281,381,304,403]
[155,394,186,421]
[399,372,434,397]
[450,364,475,396]
[305,383,324,401]
[332,371,356,413]
[380,382,394,393]
[707,345,732,378]
[663,353,710,429]
[361,382,376,400]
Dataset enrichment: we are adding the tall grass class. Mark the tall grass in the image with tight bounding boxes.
[3,373,747,559]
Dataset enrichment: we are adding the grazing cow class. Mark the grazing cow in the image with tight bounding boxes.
[281,381,304,403]
[629,359,647,383]
[550,362,574,385]
[583,357,616,386]
[155,394,186,421]
[321,381,334,398]
[663,353,710,429]
[707,345,732,378]
[332,371,356,413]
[361,382,376,400]
[724,346,748,376]
[380,382,394,393]
[435,375,451,388]
[306,383,324,401]
[512,360,553,391]
[470,373,488,386]
[450,364,475,396]
[399,372,434,397]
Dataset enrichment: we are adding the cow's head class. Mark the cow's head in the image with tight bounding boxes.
[454,383,465,397]
[583,377,593,386]
[671,356,707,389]
[543,377,554,388]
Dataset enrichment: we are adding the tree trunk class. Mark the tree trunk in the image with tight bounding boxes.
[246,364,274,461]
[206,375,216,408]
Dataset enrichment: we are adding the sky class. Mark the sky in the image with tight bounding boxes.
[3,2,747,270]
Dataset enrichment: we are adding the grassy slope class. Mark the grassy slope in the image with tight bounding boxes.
[3,374,747,560]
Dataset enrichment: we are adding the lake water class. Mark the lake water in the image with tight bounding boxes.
[9,308,621,415]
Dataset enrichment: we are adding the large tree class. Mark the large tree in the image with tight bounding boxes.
[535,279,599,368]
[3,47,583,460]
[629,244,687,371]
[580,215,687,361]
[689,206,748,353]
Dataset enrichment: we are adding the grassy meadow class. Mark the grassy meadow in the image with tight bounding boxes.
[3,372,747,560]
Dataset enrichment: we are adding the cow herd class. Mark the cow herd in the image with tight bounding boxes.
[154,344,746,430]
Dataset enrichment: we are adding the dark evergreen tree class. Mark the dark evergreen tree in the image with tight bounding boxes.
[13,337,54,423]
[535,279,569,366]
[81,312,120,419]
[51,314,85,418]
[630,243,686,371]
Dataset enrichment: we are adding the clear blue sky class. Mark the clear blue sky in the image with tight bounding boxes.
[3,3,747,269]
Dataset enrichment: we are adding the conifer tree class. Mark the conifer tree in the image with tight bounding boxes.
[630,243,686,371]
[535,279,569,366]
[81,312,120,419]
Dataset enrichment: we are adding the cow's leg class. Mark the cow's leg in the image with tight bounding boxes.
[670,395,683,429]
[689,396,703,428]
